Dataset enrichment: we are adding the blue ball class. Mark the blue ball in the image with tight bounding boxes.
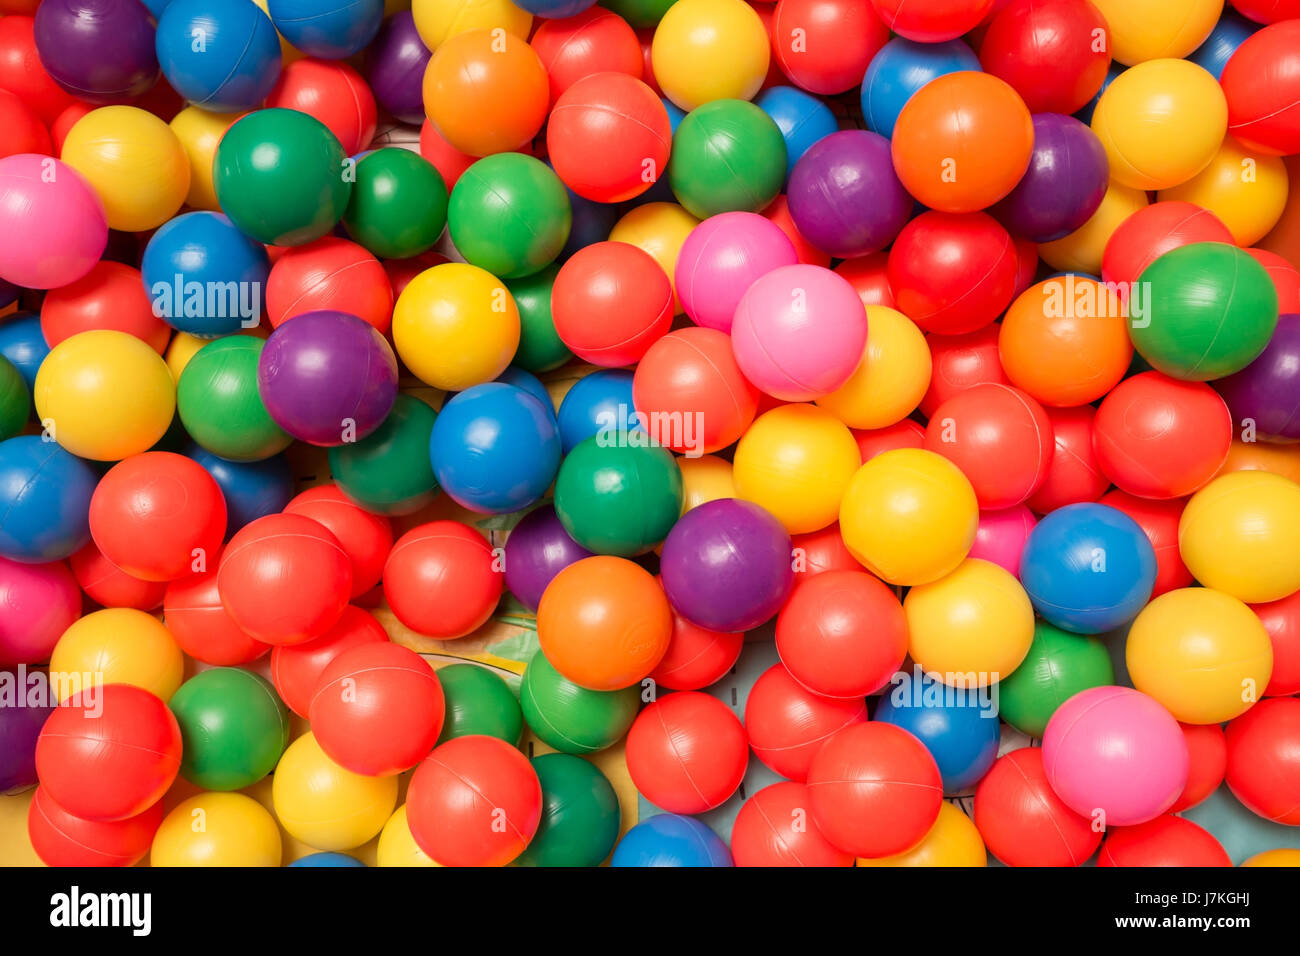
[874,673,1000,794]
[430,383,561,514]
[0,436,98,562]
[0,313,50,391]
[662,98,686,135]
[288,851,367,867]
[186,445,294,536]
[1075,62,1125,126]
[267,0,383,59]
[611,814,733,867]
[495,366,554,417]
[860,38,980,138]
[142,212,270,338]
[555,369,640,454]
[156,0,283,112]
[1188,12,1257,80]
[1019,502,1157,635]
[756,86,838,184]
[512,0,596,16]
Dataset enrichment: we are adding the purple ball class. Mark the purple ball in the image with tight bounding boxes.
[34,0,160,104]
[365,10,429,125]
[660,498,794,633]
[1214,313,1300,442]
[1,681,51,792]
[503,505,593,611]
[786,129,911,259]
[992,113,1108,243]
[257,310,398,447]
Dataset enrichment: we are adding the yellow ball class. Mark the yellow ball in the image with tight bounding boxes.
[734,403,861,534]
[1091,59,1227,191]
[651,0,770,111]
[272,733,398,851]
[34,330,176,461]
[839,448,978,586]
[169,107,245,212]
[1091,0,1223,66]
[412,0,532,50]
[678,454,735,515]
[152,793,283,867]
[165,332,212,381]
[857,802,986,867]
[1178,471,1300,604]
[49,608,184,703]
[1242,849,1300,867]
[1159,137,1290,246]
[392,263,521,391]
[609,203,699,313]
[817,306,931,430]
[60,106,190,233]
[1039,180,1149,275]
[377,804,441,867]
[1126,587,1274,724]
[903,558,1034,687]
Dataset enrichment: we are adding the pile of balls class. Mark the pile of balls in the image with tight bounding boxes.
[1,0,1299,868]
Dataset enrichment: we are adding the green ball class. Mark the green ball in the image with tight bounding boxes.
[448,153,572,279]
[1134,242,1279,381]
[214,108,352,247]
[506,265,572,373]
[177,336,292,461]
[600,0,676,29]
[343,148,448,260]
[328,393,439,515]
[169,668,289,791]
[514,753,621,867]
[553,436,682,556]
[0,355,29,440]
[997,621,1115,738]
[520,652,639,754]
[668,99,786,220]
[435,663,524,746]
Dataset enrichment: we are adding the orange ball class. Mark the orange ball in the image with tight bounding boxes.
[536,555,673,691]
[891,71,1034,214]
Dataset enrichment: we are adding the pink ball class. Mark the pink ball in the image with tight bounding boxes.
[676,212,798,334]
[0,155,106,289]
[0,557,82,667]
[1043,686,1189,828]
[969,505,1036,577]
[731,264,868,401]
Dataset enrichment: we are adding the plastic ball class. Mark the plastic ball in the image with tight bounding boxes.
[677,453,737,514]
[869,0,992,42]
[553,438,681,556]
[0,86,52,159]
[1097,815,1231,867]
[674,212,797,334]
[0,154,106,290]
[265,58,376,155]
[1242,849,1300,867]
[626,690,747,813]
[1039,179,1149,275]
[648,609,742,692]
[332,148,447,264]
[875,672,1000,795]
[40,260,169,354]
[434,663,522,745]
[998,621,1115,738]
[48,607,182,702]
[857,800,986,867]
[1254,590,1300,698]
[860,37,980,138]
[0,437,97,564]
[163,568,270,667]
[756,86,838,182]
[744,662,865,782]
[1100,200,1233,292]
[33,0,158,103]
[607,201,699,313]
[920,325,1009,417]
[0,356,26,441]
[447,153,567,278]
[650,0,769,110]
[0,558,79,667]
[816,305,931,431]
[506,265,572,373]
[268,605,386,717]
[1216,313,1300,441]
[530,8,641,105]
[0,315,45,394]
[176,337,289,462]
[383,521,502,639]
[790,521,862,583]
[364,10,429,123]
[150,792,281,867]
[769,0,886,95]
[169,667,288,790]
[1159,138,1288,247]
[1225,697,1300,825]
[514,753,621,868]
[555,371,634,453]
[411,0,533,51]
[28,786,162,867]
[667,98,786,219]
[1217,437,1300,486]
[968,504,1036,577]
[266,0,382,58]
[186,446,293,534]
[375,805,437,867]
[731,781,854,867]
[978,0,1110,114]
[519,650,639,753]
[272,732,397,851]
[611,813,732,867]
[1172,721,1228,812]
[282,486,391,599]
[974,747,1100,865]
[155,0,282,111]
[1222,20,1300,156]
[328,393,440,515]
[992,114,1108,243]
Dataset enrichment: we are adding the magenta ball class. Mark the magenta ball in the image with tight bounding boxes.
[34,0,160,104]
[786,129,912,258]
[1042,685,1189,827]
[502,504,593,611]
[0,156,107,290]
[1214,313,1300,441]
[991,113,1109,243]
[675,212,798,334]
[968,505,1036,577]
[364,10,429,125]
[0,557,82,668]
[257,310,399,447]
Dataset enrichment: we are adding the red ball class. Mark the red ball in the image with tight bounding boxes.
[775,570,907,698]
[418,119,476,191]
[50,101,92,153]
[269,604,388,718]
[1222,20,1300,156]
[1225,696,1300,825]
[1230,0,1300,22]
[383,521,502,639]
[163,567,269,667]
[1026,404,1109,514]
[807,721,942,858]
[89,452,227,583]
[383,250,448,301]
[632,326,759,455]
[70,541,166,611]
[1099,490,1191,598]
[1092,372,1231,500]
[648,609,743,691]
[0,16,74,125]
[310,641,445,776]
[763,194,831,267]
[0,85,49,158]
[265,236,394,334]
[1170,722,1227,813]
[28,786,162,867]
[1245,247,1300,314]
[548,72,670,204]
[552,240,674,366]
[218,513,353,646]
[790,521,863,584]
[731,781,855,866]
[1097,815,1231,867]
[924,382,1055,509]
[1011,236,1039,297]
[284,484,394,599]
[920,324,1010,418]
[888,211,1018,335]
[870,0,995,42]
[974,746,1101,866]
[1101,201,1234,292]
[264,58,377,155]
[406,735,542,867]
[35,684,181,822]
[626,691,748,813]
[978,0,1111,115]
[771,0,889,95]
[853,419,925,462]
[835,252,895,310]
[1253,589,1300,698]
[745,662,867,782]
[530,7,642,104]
[40,260,171,354]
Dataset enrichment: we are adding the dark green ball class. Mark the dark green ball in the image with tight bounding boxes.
[435,663,524,746]
[177,336,292,462]
[668,99,786,220]
[997,621,1115,738]
[514,753,621,867]
[520,651,639,754]
[343,148,448,260]
[0,355,29,440]
[169,668,289,791]
[600,0,677,29]
[328,393,439,515]
[506,265,572,373]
